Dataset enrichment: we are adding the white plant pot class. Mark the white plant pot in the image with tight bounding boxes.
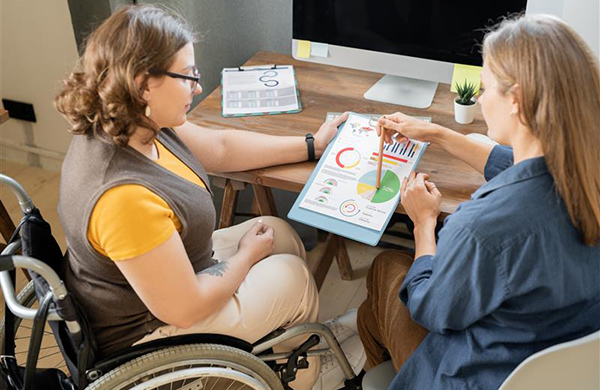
[454,98,477,124]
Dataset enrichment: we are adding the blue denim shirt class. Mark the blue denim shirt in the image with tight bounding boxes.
[391,146,600,390]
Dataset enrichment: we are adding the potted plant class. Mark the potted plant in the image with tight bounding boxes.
[454,80,478,124]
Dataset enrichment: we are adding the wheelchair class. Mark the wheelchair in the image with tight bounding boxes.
[0,174,363,390]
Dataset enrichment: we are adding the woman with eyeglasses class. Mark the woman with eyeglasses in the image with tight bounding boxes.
[54,5,351,388]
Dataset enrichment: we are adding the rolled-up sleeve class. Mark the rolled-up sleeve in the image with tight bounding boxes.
[484,146,514,181]
[399,226,508,333]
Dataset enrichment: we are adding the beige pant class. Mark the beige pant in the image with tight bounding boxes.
[136,216,320,388]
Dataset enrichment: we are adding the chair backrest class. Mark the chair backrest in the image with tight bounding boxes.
[16,208,99,388]
[498,330,600,390]
[363,331,600,390]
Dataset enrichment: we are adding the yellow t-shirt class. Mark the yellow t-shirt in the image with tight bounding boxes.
[88,140,206,260]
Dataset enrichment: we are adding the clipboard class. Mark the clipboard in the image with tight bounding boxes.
[288,113,429,246]
[221,65,302,117]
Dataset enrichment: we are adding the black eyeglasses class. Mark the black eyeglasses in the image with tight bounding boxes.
[152,67,201,91]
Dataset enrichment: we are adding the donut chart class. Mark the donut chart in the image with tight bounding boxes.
[357,170,400,204]
[339,200,360,217]
[335,148,361,169]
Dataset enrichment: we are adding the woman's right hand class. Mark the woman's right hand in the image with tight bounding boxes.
[377,112,443,145]
[237,221,275,266]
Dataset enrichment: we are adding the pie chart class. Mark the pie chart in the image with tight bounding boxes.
[336,148,361,169]
[357,170,401,203]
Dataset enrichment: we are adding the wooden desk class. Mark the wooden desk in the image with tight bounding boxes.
[187,51,487,288]
[0,109,9,125]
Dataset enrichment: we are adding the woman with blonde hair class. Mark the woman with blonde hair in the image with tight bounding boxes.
[55,5,362,389]
[357,14,600,389]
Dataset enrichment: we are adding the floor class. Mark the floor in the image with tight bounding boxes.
[0,158,414,373]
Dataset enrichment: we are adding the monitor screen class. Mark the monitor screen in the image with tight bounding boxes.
[293,1,528,67]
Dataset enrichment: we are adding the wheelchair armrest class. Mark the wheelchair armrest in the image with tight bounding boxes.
[87,333,253,381]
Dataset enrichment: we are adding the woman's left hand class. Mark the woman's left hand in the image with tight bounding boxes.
[401,172,442,227]
[313,111,349,158]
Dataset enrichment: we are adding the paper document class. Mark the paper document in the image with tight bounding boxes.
[221,65,301,117]
[326,112,431,124]
[299,113,428,231]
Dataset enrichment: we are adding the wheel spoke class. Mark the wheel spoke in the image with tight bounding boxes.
[224,380,237,390]
[38,349,62,360]
[208,376,220,390]
[37,345,59,351]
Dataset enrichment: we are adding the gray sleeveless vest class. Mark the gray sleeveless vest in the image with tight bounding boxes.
[59,128,216,356]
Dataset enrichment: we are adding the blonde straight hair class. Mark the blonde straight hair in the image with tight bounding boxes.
[483,14,600,246]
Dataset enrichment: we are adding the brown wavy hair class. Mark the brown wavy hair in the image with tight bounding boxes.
[54,5,197,146]
[483,14,600,246]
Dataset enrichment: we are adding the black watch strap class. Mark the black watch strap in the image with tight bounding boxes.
[305,133,315,161]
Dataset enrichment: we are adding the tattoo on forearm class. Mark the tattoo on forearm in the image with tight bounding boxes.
[200,261,228,277]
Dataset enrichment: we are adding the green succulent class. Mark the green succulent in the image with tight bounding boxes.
[455,79,477,105]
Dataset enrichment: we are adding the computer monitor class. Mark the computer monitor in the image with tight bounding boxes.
[292,1,529,108]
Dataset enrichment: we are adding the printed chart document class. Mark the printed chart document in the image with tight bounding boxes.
[295,113,428,236]
[221,65,301,117]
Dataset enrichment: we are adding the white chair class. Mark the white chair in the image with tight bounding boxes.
[498,330,600,390]
[361,360,396,390]
[362,330,600,390]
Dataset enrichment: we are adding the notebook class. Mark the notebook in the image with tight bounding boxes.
[221,65,301,117]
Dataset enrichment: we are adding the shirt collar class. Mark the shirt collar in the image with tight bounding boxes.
[472,156,549,199]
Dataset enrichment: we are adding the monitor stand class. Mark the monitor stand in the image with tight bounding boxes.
[363,74,438,109]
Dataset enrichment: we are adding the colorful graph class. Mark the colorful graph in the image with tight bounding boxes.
[370,152,407,166]
[356,170,401,204]
[315,196,328,204]
[336,148,361,169]
[384,140,419,158]
[324,178,338,186]
[339,200,360,217]
[319,187,333,194]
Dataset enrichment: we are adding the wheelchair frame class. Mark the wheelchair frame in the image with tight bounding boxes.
[0,173,362,390]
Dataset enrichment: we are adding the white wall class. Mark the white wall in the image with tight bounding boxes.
[527,0,600,60]
[562,0,600,59]
[143,0,292,106]
[1,0,79,171]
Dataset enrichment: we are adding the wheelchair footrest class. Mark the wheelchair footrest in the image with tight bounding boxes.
[274,334,320,389]
[343,369,365,389]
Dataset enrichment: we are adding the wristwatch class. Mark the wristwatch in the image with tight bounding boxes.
[305,133,315,161]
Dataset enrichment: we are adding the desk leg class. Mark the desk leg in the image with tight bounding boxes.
[0,201,16,245]
[252,185,279,217]
[218,180,240,229]
[335,236,353,281]
[311,234,354,290]
[311,234,337,290]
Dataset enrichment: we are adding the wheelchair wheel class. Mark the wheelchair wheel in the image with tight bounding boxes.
[0,280,66,372]
[85,343,284,390]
